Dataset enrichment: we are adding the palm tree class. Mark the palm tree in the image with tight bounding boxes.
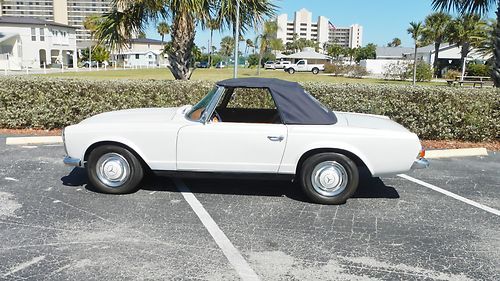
[387,38,402,47]
[432,0,500,86]
[93,0,276,80]
[213,0,277,71]
[447,15,487,80]
[245,38,254,55]
[270,38,284,55]
[157,22,170,45]
[256,20,278,75]
[206,19,220,68]
[407,21,424,85]
[421,12,452,77]
[220,36,235,59]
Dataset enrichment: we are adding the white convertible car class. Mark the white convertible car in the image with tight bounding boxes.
[63,78,428,204]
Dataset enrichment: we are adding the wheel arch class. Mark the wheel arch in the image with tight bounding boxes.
[84,140,151,171]
[295,147,372,177]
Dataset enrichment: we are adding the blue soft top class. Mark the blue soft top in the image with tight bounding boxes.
[216,78,337,125]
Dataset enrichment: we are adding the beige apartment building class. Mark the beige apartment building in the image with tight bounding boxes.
[276,8,363,49]
[0,0,112,44]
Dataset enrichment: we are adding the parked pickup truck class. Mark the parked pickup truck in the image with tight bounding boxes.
[284,59,324,74]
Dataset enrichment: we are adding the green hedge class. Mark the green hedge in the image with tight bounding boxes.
[0,76,498,141]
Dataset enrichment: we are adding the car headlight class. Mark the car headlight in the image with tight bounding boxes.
[62,127,68,155]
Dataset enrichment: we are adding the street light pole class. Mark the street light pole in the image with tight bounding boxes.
[233,0,240,78]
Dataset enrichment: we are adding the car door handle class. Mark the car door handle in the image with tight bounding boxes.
[267,135,284,142]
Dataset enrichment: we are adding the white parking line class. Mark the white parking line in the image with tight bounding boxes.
[3,255,45,277]
[398,174,500,217]
[173,179,260,281]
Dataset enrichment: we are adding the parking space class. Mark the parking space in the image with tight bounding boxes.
[0,140,498,280]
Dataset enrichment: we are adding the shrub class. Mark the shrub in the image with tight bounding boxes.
[324,62,347,76]
[408,61,433,82]
[383,61,411,80]
[467,63,490,77]
[444,70,461,80]
[346,65,369,78]
[0,76,498,141]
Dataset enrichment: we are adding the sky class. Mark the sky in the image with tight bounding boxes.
[143,0,497,49]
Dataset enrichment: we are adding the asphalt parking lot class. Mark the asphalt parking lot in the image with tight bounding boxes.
[0,139,499,281]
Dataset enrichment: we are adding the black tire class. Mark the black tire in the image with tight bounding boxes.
[287,68,295,74]
[312,68,319,75]
[86,145,144,194]
[299,153,359,205]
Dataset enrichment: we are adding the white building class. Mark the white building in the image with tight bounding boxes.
[329,24,363,48]
[0,0,113,43]
[361,44,491,76]
[276,8,363,49]
[113,38,168,67]
[276,8,330,47]
[0,16,77,70]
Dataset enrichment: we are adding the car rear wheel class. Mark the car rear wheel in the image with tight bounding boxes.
[312,68,319,74]
[299,153,359,204]
[87,145,144,194]
[287,68,295,74]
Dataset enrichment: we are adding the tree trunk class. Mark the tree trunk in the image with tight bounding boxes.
[460,42,470,81]
[208,29,213,68]
[257,45,262,75]
[413,43,418,86]
[433,41,441,78]
[493,1,500,87]
[168,12,195,80]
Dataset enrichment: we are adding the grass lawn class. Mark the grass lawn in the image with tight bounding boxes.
[45,67,446,86]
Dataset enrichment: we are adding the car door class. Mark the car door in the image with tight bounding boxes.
[176,122,287,173]
[296,60,306,71]
[176,87,288,173]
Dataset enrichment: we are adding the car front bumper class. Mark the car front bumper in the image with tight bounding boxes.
[64,156,82,167]
[411,158,429,169]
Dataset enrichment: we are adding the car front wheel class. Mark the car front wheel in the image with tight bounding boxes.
[287,68,295,74]
[299,153,359,204]
[87,145,144,194]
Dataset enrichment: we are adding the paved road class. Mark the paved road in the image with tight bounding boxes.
[0,140,498,280]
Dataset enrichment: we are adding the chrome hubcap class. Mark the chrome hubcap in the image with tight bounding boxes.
[311,161,348,197]
[96,153,130,187]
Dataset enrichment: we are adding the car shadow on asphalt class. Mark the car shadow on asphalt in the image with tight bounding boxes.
[61,167,399,202]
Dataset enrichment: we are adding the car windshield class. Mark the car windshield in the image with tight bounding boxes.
[186,87,218,121]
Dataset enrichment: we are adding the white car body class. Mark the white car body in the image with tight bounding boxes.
[64,105,423,178]
[274,61,292,69]
[264,61,275,70]
[285,59,325,74]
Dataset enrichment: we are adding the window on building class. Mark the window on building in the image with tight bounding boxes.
[40,28,45,41]
[31,28,36,41]
[135,54,140,59]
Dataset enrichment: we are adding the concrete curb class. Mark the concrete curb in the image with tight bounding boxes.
[6,136,63,145]
[426,148,488,159]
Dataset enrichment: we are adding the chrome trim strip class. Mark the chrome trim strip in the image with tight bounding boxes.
[64,156,81,167]
[201,86,225,124]
[411,158,429,169]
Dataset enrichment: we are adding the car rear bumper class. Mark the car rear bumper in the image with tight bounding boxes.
[411,158,429,169]
[64,156,82,167]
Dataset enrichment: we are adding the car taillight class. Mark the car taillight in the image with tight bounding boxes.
[418,147,425,159]
[62,128,68,155]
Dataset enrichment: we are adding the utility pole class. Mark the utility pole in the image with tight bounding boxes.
[89,45,92,71]
[233,0,240,78]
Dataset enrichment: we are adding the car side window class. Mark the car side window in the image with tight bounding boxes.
[227,88,276,110]
[297,61,305,65]
[216,88,282,124]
